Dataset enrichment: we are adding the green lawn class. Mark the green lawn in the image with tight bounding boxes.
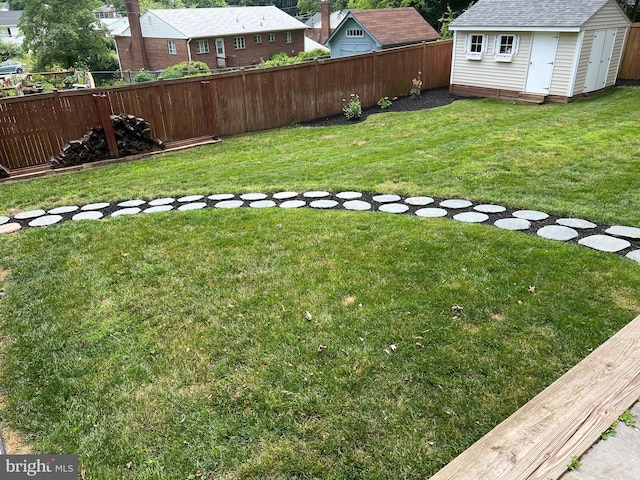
[0,87,639,479]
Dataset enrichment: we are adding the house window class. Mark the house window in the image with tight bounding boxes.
[346,29,364,38]
[465,34,486,60]
[285,32,292,44]
[216,38,225,56]
[196,39,209,54]
[168,40,177,55]
[268,33,275,43]
[495,34,518,62]
[234,36,245,49]
[254,34,262,44]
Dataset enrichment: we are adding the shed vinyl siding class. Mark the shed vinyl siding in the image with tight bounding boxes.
[607,29,625,85]
[574,31,595,93]
[582,1,629,31]
[452,31,531,91]
[548,33,579,97]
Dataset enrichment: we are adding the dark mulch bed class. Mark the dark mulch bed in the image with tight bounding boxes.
[301,87,457,127]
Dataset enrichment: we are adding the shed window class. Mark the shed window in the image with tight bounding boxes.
[494,34,519,62]
[346,29,364,38]
[465,33,486,60]
[168,40,177,55]
[196,39,209,54]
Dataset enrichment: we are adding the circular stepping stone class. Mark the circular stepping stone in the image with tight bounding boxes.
[494,218,531,231]
[303,191,330,198]
[513,210,549,221]
[48,205,79,214]
[415,208,448,218]
[337,191,362,200]
[118,199,146,207]
[578,235,631,253]
[440,199,472,209]
[29,215,63,227]
[372,194,401,203]
[73,211,103,221]
[177,202,207,211]
[0,216,10,225]
[177,194,204,202]
[250,200,276,208]
[454,212,489,223]
[379,203,409,214]
[240,193,267,201]
[279,200,306,209]
[557,218,597,229]
[273,191,298,200]
[537,225,579,241]
[0,223,21,234]
[474,204,506,214]
[208,194,235,201]
[606,225,640,240]
[626,250,640,264]
[310,200,338,209]
[112,208,142,216]
[81,202,110,211]
[405,196,434,206]
[343,200,371,211]
[149,197,175,206]
[144,205,174,214]
[14,209,46,220]
[215,200,244,209]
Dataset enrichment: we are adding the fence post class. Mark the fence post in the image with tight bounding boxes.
[92,94,119,158]
[200,81,219,138]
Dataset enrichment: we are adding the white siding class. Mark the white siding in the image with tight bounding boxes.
[583,1,630,31]
[548,33,579,97]
[140,12,187,39]
[451,31,532,91]
[573,31,594,94]
[606,28,626,86]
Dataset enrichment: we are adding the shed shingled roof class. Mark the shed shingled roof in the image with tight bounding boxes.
[450,0,623,29]
[347,8,440,46]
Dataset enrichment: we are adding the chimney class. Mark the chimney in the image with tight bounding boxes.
[124,0,150,70]
[321,0,331,44]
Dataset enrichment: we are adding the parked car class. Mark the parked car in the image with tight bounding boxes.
[0,60,24,74]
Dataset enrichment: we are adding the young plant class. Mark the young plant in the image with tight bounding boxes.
[601,420,618,440]
[567,455,582,471]
[342,93,362,120]
[619,409,637,427]
[377,96,392,109]
[410,72,423,99]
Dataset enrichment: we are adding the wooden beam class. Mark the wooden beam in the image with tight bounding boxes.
[430,314,640,480]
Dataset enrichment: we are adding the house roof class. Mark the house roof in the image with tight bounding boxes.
[333,8,440,47]
[116,6,307,39]
[305,9,350,29]
[0,10,22,26]
[450,0,629,31]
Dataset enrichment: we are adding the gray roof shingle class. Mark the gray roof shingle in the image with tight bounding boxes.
[450,0,615,29]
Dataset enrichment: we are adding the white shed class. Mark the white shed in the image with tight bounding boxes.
[449,0,631,102]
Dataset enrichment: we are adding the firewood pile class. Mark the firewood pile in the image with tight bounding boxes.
[50,114,164,168]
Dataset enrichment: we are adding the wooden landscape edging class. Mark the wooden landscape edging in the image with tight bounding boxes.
[430,314,640,480]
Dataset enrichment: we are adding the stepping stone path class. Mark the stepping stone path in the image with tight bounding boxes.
[2,191,639,264]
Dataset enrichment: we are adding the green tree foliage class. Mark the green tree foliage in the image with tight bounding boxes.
[19,0,119,71]
[110,0,226,13]
[0,39,23,62]
[7,0,27,9]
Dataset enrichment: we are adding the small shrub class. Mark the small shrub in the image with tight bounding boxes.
[134,71,156,83]
[161,61,210,78]
[410,71,423,99]
[342,93,362,121]
[159,69,184,79]
[377,96,392,109]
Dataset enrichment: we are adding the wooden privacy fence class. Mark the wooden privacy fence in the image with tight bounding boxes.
[619,23,640,80]
[0,40,452,172]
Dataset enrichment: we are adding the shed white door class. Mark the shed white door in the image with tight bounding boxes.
[525,33,558,94]
[583,29,616,93]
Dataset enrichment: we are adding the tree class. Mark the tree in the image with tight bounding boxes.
[110,0,226,13]
[19,0,118,71]
[0,39,23,62]
[8,0,27,9]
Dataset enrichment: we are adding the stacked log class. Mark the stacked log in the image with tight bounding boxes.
[50,114,164,168]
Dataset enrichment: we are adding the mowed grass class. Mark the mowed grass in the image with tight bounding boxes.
[0,87,639,479]
[0,87,639,225]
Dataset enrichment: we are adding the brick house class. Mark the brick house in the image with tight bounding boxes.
[114,0,308,71]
